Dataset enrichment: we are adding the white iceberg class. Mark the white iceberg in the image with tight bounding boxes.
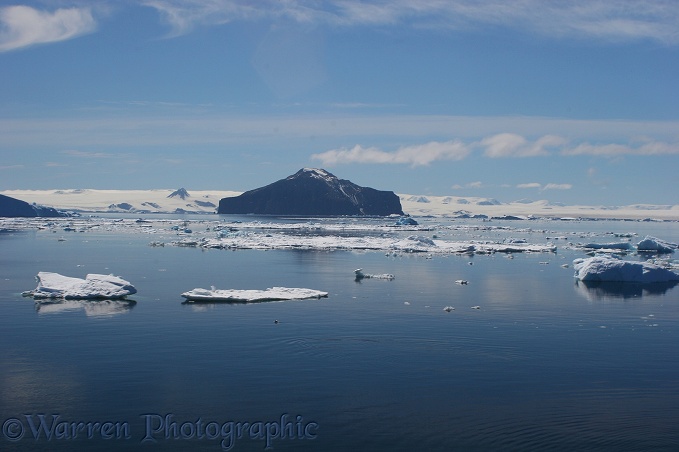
[354,269,395,280]
[572,256,679,283]
[23,272,137,299]
[637,236,677,253]
[181,287,329,303]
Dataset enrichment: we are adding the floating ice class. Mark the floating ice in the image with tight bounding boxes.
[354,269,395,280]
[455,280,468,285]
[395,217,418,226]
[181,287,328,303]
[23,272,137,300]
[572,256,679,283]
[637,236,677,254]
[582,242,633,251]
[443,306,455,312]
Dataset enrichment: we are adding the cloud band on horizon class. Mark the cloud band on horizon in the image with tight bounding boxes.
[311,134,679,167]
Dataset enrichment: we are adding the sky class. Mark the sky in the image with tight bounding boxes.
[1,0,678,206]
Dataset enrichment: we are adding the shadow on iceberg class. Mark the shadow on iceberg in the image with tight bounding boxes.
[34,299,137,316]
[575,280,678,301]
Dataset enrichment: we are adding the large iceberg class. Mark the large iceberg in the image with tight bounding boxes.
[23,272,137,299]
[573,257,679,283]
[181,287,329,303]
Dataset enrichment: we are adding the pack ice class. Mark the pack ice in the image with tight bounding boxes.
[23,272,137,299]
[573,256,679,283]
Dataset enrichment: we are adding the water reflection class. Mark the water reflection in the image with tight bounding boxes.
[575,280,678,301]
[34,299,137,316]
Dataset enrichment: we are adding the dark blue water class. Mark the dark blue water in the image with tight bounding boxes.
[1,219,678,451]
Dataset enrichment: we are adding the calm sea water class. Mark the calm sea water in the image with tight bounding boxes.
[1,216,678,451]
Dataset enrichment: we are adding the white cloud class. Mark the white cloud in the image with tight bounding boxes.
[0,6,96,52]
[543,183,572,190]
[451,181,483,189]
[563,141,679,156]
[481,133,566,158]
[62,150,115,158]
[142,0,679,44]
[517,182,572,190]
[311,140,470,166]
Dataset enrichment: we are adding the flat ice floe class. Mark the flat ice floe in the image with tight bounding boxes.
[573,256,679,283]
[181,287,329,303]
[193,232,556,255]
[22,272,137,299]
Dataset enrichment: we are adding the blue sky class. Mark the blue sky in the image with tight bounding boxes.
[1,0,678,205]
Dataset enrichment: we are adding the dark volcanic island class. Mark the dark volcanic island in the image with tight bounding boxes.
[218,168,404,216]
[0,194,63,218]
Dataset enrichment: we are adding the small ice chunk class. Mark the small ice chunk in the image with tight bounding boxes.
[471,306,481,309]
[455,280,468,285]
[354,269,395,280]
[443,306,455,312]
[395,217,418,226]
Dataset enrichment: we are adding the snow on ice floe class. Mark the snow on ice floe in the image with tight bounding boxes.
[573,256,679,283]
[181,287,328,303]
[22,272,137,299]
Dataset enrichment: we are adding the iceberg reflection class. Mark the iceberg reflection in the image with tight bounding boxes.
[574,280,678,301]
[35,299,137,317]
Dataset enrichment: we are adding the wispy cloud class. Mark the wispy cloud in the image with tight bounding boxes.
[562,141,679,156]
[0,5,96,52]
[518,182,572,190]
[543,183,572,190]
[517,182,542,189]
[452,181,483,190]
[314,133,679,167]
[142,0,679,44]
[62,150,116,158]
[481,133,566,158]
[311,140,470,167]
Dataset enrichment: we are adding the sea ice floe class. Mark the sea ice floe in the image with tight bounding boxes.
[354,269,395,280]
[572,256,679,283]
[181,287,329,303]
[23,272,137,299]
[443,306,455,312]
[637,236,677,254]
